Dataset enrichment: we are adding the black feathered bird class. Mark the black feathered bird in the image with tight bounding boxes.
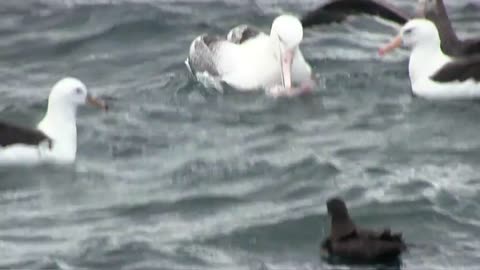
[321,197,406,262]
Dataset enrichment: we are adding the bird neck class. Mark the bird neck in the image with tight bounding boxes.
[37,100,78,162]
[43,99,77,124]
[332,214,351,224]
[331,215,356,240]
[409,42,449,84]
[269,34,281,58]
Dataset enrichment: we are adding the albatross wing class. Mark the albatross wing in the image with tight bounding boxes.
[301,0,410,28]
[0,121,51,148]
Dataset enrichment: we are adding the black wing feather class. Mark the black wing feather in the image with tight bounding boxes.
[322,228,406,262]
[0,121,52,148]
[187,34,223,76]
[301,0,410,28]
[431,56,480,83]
[461,39,480,56]
[227,25,262,44]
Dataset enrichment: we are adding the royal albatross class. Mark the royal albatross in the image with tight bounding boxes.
[301,0,480,57]
[186,15,314,96]
[379,19,480,100]
[0,77,108,166]
[321,197,406,262]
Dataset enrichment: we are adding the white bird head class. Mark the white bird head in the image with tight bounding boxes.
[379,19,440,56]
[270,15,303,89]
[401,19,440,49]
[48,77,108,111]
[271,15,303,50]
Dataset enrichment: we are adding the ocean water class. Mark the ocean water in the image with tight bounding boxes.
[0,0,480,269]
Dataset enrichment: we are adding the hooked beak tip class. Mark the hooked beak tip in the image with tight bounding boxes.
[87,95,109,112]
[378,35,402,57]
[378,48,386,57]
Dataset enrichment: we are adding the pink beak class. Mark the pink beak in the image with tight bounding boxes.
[281,49,294,89]
[378,34,402,56]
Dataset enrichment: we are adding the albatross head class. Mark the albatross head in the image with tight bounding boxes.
[270,15,303,89]
[379,19,440,55]
[47,77,108,112]
[40,77,108,133]
[327,197,350,219]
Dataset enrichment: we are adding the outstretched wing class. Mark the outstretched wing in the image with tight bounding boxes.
[301,0,410,28]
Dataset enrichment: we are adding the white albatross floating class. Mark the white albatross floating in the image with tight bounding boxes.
[379,19,480,100]
[0,77,108,166]
[186,15,315,97]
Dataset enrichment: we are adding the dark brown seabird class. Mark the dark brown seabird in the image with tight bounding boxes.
[301,0,480,57]
[321,197,406,262]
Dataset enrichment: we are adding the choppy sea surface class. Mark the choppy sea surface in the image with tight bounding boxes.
[1,0,480,269]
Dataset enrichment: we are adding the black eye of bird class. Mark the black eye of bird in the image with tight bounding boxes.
[75,88,83,94]
[404,28,414,35]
